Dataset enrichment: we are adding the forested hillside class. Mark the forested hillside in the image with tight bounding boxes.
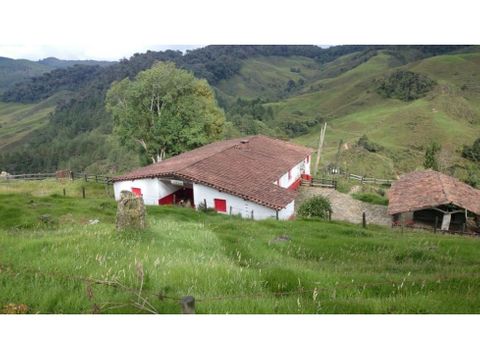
[0,45,479,182]
[0,56,113,93]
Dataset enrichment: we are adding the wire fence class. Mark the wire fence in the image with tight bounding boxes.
[1,261,476,314]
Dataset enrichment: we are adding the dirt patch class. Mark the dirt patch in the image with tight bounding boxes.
[296,187,391,226]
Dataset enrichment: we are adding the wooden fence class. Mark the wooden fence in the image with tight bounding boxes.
[301,177,337,189]
[349,173,394,185]
[0,171,113,184]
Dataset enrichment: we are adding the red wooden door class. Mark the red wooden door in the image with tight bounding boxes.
[214,198,227,212]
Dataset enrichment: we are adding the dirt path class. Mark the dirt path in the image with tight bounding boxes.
[296,187,391,226]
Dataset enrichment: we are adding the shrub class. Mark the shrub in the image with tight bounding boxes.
[357,134,383,152]
[462,138,480,162]
[351,192,388,206]
[297,196,332,219]
[377,70,435,101]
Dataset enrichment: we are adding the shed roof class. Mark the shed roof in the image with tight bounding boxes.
[114,135,314,210]
[387,170,480,215]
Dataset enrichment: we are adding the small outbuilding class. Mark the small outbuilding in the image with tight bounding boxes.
[113,135,313,220]
[388,170,480,232]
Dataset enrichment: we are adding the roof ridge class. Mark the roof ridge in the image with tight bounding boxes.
[174,136,253,173]
[436,171,450,202]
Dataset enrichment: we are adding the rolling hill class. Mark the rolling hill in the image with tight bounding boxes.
[0,45,479,182]
[0,56,114,94]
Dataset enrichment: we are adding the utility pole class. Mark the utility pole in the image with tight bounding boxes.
[314,122,327,176]
[334,139,344,176]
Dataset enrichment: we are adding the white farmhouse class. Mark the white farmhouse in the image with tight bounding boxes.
[113,135,313,220]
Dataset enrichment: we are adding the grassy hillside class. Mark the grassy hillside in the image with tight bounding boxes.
[216,55,321,101]
[0,100,53,150]
[280,51,480,178]
[215,49,480,179]
[0,92,72,150]
[1,180,480,314]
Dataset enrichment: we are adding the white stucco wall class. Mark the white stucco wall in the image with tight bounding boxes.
[278,200,295,220]
[113,178,178,205]
[193,183,294,220]
[277,157,310,188]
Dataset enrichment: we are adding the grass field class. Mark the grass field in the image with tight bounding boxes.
[1,180,480,314]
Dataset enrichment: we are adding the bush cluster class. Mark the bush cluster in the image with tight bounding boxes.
[377,70,435,101]
[297,196,332,219]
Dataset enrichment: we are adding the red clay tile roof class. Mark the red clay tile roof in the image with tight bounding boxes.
[387,170,480,215]
[114,135,313,209]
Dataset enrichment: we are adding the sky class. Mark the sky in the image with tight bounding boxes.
[0,44,202,61]
[0,0,477,61]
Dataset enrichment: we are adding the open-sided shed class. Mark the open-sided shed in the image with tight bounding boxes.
[388,170,480,232]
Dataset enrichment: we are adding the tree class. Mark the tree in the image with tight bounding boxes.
[423,142,441,170]
[106,62,225,163]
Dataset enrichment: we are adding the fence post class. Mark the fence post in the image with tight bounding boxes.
[251,210,254,220]
[328,210,332,221]
[276,210,279,220]
[70,171,74,181]
[362,212,366,228]
[204,199,207,209]
[334,180,337,190]
[95,175,98,183]
[63,188,66,197]
[229,206,232,215]
[84,174,87,182]
[180,296,195,314]
[82,186,86,199]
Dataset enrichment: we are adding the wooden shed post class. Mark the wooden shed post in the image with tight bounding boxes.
[362,212,366,228]
[180,296,195,314]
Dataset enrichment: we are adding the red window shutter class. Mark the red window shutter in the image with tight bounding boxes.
[214,198,227,212]
[131,187,142,197]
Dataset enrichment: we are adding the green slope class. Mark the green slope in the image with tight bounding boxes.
[1,184,480,313]
[216,55,322,101]
[0,93,71,150]
[266,51,480,178]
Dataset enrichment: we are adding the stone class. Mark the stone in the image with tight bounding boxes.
[116,190,146,230]
[270,235,291,244]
